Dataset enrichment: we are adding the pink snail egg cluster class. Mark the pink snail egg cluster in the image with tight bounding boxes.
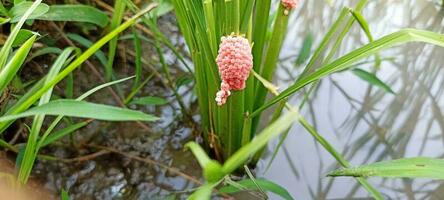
[281,0,298,10]
[215,35,253,106]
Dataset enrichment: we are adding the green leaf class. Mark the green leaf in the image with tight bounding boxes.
[77,76,134,100]
[253,29,444,116]
[131,28,142,89]
[9,1,49,23]
[12,29,38,47]
[219,178,294,200]
[37,76,135,149]
[30,47,63,59]
[0,35,36,94]
[106,0,126,80]
[0,17,10,25]
[352,68,394,94]
[188,184,213,200]
[66,33,108,68]
[222,111,298,174]
[186,142,224,183]
[0,99,159,122]
[348,8,373,41]
[36,5,109,27]
[295,33,314,65]
[14,0,25,5]
[18,47,76,184]
[153,0,174,17]
[130,96,168,106]
[15,144,25,170]
[40,121,88,147]
[175,75,193,90]
[61,189,71,200]
[0,2,8,16]
[328,157,444,179]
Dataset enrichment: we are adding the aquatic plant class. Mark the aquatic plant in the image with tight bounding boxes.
[0,0,443,199]
[172,0,444,199]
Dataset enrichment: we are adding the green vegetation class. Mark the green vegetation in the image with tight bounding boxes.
[0,0,443,199]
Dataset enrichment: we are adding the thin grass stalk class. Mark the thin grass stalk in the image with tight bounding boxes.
[124,0,193,74]
[131,27,142,89]
[203,0,217,54]
[106,0,126,80]
[251,0,271,73]
[251,4,291,136]
[152,29,191,118]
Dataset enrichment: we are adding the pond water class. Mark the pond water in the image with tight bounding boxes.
[261,0,444,199]
[33,0,444,199]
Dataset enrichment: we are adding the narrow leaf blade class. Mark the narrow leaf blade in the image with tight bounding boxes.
[219,178,294,200]
[352,68,394,94]
[0,99,159,122]
[329,157,444,179]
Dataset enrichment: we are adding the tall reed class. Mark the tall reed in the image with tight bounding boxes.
[173,0,444,199]
[172,0,298,161]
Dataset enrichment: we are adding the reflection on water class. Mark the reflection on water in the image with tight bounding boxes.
[260,0,444,199]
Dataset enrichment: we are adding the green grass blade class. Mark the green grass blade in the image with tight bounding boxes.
[77,76,134,100]
[348,7,373,41]
[40,121,89,147]
[131,27,142,89]
[253,29,444,116]
[66,33,108,68]
[0,0,41,70]
[0,99,158,122]
[219,178,294,200]
[254,76,383,199]
[298,7,349,78]
[0,4,157,133]
[186,142,212,169]
[295,33,314,65]
[0,35,36,94]
[185,142,224,183]
[222,111,298,174]
[251,0,271,72]
[37,76,134,149]
[9,1,49,22]
[252,4,292,134]
[239,0,254,33]
[36,5,109,27]
[61,189,71,200]
[130,96,168,106]
[29,47,63,59]
[0,2,8,16]
[106,0,126,80]
[352,68,394,94]
[12,29,38,47]
[189,184,213,200]
[124,74,154,104]
[17,47,75,184]
[329,157,444,179]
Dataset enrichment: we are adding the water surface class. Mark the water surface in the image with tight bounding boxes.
[261,1,444,199]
